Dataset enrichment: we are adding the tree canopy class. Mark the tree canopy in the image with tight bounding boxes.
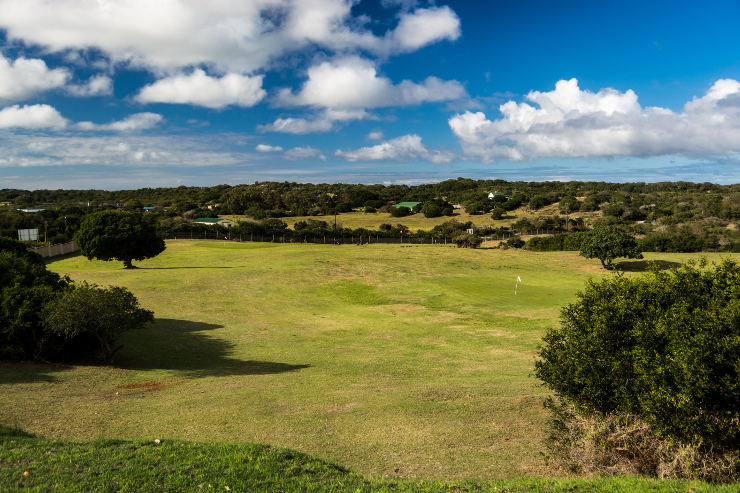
[579,225,642,269]
[75,211,165,269]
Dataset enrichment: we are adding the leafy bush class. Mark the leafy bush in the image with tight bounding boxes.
[43,283,153,363]
[506,237,525,248]
[536,260,740,480]
[390,206,411,217]
[421,199,453,218]
[526,232,590,251]
[453,233,482,248]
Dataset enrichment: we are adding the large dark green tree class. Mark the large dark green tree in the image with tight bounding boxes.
[75,211,165,269]
[579,225,642,269]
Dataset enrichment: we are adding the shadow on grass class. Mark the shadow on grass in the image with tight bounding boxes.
[615,259,682,272]
[137,266,235,270]
[0,361,70,384]
[117,318,310,377]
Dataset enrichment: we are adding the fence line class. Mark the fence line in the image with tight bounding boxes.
[29,241,79,258]
[161,228,563,245]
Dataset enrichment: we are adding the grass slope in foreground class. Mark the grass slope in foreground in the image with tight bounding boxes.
[1,427,733,492]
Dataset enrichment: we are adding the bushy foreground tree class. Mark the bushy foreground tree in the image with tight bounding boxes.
[579,225,642,269]
[0,236,153,363]
[75,210,165,269]
[0,240,68,359]
[536,260,739,480]
[43,283,153,363]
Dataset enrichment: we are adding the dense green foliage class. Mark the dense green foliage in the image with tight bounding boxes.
[526,232,590,251]
[579,226,642,269]
[43,283,153,363]
[76,211,165,268]
[2,179,738,251]
[0,239,68,359]
[536,260,740,454]
[2,427,734,492]
[453,233,482,248]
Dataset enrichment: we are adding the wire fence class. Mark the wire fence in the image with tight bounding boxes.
[161,229,563,245]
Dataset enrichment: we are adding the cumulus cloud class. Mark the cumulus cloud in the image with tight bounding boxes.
[76,112,163,132]
[284,146,326,160]
[0,1,460,74]
[449,78,740,161]
[336,134,455,163]
[391,6,460,52]
[277,56,466,109]
[0,104,67,129]
[136,70,266,109]
[0,54,69,102]
[67,74,113,96]
[255,144,283,152]
[366,130,384,140]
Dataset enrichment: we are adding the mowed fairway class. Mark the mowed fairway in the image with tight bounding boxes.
[1,242,735,480]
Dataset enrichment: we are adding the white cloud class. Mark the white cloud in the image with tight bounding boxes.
[0,53,69,102]
[0,134,251,168]
[136,70,266,108]
[256,144,283,152]
[76,112,163,132]
[277,56,466,109]
[258,116,334,134]
[391,6,460,52]
[67,74,113,96]
[284,146,326,160]
[336,134,455,164]
[366,130,384,140]
[0,104,67,129]
[449,78,740,161]
[0,1,461,74]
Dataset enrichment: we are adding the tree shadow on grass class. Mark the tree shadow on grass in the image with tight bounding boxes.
[615,259,682,272]
[116,318,310,378]
[0,361,70,384]
[137,266,236,270]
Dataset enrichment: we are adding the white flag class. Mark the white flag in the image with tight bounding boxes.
[517,276,522,283]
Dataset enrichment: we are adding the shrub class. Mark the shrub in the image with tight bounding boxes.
[43,283,154,363]
[421,199,453,218]
[535,260,740,480]
[390,206,411,217]
[506,237,525,248]
[453,233,482,248]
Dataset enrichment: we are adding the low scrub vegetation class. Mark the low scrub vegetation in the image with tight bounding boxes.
[536,259,739,481]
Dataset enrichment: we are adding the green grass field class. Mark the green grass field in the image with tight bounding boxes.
[1,241,736,487]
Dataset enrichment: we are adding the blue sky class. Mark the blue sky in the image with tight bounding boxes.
[0,0,739,190]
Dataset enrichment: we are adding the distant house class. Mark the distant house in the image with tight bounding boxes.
[488,192,503,199]
[393,201,422,210]
[142,206,156,211]
[0,201,11,207]
[194,217,235,227]
[18,208,44,213]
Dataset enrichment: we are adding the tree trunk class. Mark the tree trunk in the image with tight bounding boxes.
[123,258,134,269]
